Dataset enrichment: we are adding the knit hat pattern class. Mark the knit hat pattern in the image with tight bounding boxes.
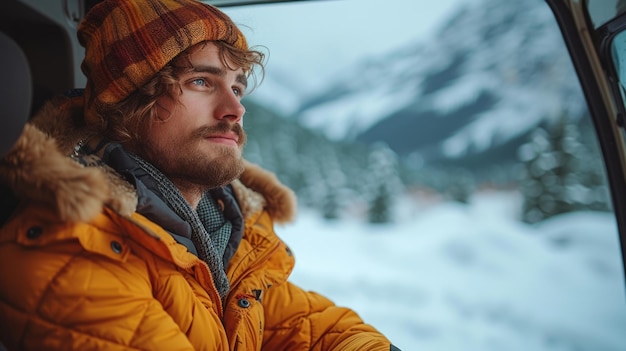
[77,0,247,125]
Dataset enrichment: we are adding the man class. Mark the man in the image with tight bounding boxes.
[0,0,400,350]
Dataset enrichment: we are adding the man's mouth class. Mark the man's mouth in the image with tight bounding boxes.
[205,132,239,146]
[195,122,246,147]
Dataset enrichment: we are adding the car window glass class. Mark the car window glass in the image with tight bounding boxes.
[223,1,626,349]
[588,0,626,28]
[612,31,626,104]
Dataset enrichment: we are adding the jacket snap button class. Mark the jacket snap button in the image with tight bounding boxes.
[110,241,123,254]
[238,298,251,308]
[26,226,43,239]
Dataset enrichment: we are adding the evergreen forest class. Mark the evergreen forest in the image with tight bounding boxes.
[242,100,612,224]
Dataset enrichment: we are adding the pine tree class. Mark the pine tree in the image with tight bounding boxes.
[321,187,341,220]
[442,168,475,204]
[368,183,392,224]
[576,117,611,211]
[366,143,402,224]
[518,112,609,223]
[518,127,549,223]
[320,151,346,220]
[519,117,571,223]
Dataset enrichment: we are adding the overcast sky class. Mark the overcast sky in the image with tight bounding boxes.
[224,0,464,89]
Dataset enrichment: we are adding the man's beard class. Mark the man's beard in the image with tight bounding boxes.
[139,121,247,190]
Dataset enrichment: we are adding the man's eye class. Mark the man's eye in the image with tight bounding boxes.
[192,78,207,87]
[233,87,243,96]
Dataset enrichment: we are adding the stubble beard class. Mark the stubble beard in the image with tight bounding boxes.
[139,122,247,191]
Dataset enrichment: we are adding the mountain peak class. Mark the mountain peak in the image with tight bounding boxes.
[266,0,586,169]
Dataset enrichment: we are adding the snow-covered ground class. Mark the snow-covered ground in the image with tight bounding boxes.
[276,191,626,351]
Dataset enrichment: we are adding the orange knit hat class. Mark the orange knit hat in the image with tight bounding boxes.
[77,0,248,125]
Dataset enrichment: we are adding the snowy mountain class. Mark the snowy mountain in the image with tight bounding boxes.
[275,0,587,168]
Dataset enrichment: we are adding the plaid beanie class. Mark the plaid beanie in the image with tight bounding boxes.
[77,0,248,125]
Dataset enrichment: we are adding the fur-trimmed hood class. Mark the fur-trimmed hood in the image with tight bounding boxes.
[0,96,296,224]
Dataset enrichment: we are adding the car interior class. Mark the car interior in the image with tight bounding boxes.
[2,0,626,349]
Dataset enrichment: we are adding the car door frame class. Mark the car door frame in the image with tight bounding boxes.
[545,0,626,282]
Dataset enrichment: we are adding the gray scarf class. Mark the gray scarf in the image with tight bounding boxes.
[129,153,232,299]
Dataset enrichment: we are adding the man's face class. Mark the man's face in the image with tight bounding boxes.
[137,42,248,190]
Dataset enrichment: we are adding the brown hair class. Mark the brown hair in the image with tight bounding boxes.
[100,40,265,145]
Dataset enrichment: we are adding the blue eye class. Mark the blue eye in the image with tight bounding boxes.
[192,78,207,87]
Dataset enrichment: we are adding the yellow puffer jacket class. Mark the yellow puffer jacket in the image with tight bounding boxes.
[0,98,393,351]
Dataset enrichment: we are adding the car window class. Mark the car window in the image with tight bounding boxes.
[612,31,626,108]
[588,0,626,28]
[222,0,626,349]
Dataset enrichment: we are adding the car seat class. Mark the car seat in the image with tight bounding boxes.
[0,31,31,158]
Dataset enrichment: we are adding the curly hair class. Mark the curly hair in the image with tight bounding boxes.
[100,40,265,145]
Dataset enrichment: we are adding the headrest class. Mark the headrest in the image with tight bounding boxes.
[0,31,32,157]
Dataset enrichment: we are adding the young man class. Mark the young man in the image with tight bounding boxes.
[0,0,400,350]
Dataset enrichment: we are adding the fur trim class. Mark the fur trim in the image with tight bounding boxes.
[235,160,297,224]
[0,98,137,222]
[0,124,112,222]
[29,95,90,154]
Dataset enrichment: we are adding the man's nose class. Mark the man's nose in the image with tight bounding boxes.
[215,90,245,123]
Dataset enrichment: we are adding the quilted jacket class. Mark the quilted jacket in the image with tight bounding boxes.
[0,97,394,350]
